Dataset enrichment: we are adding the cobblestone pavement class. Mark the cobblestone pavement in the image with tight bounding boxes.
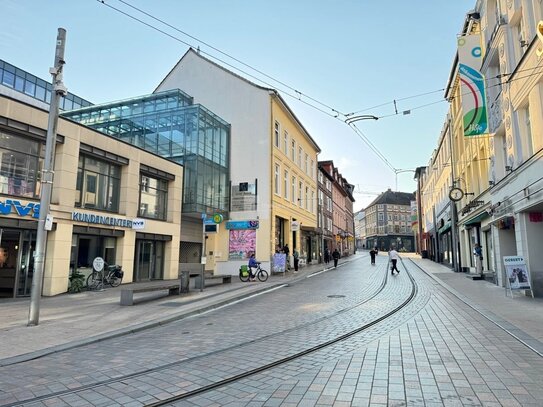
[2,256,543,406]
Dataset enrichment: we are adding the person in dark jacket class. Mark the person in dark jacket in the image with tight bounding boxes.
[369,247,378,265]
[332,248,340,268]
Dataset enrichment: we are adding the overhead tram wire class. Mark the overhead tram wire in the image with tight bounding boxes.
[97,0,543,182]
[98,0,347,119]
[97,0,402,177]
[116,0,341,116]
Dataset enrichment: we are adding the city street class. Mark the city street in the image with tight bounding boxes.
[2,255,543,406]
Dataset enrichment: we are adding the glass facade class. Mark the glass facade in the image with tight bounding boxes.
[0,59,92,110]
[62,89,230,215]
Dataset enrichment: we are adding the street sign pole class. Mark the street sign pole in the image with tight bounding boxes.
[28,28,68,326]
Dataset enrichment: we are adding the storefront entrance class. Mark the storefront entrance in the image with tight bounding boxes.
[0,229,36,298]
[134,240,164,282]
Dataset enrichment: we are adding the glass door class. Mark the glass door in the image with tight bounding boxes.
[16,230,36,297]
[135,240,164,281]
[0,229,21,298]
[136,240,153,281]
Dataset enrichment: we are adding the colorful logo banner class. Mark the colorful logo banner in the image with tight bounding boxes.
[458,35,488,136]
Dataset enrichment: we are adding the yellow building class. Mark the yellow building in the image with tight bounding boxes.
[271,93,320,265]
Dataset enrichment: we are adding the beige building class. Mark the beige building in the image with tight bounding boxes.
[155,49,320,272]
[0,90,182,297]
[420,1,543,295]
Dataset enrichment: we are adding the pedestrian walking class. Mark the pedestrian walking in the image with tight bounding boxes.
[369,247,378,265]
[389,247,400,274]
[293,249,299,272]
[332,248,340,268]
[324,248,330,265]
[283,244,290,270]
[473,243,483,276]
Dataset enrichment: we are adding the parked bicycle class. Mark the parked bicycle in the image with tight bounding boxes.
[86,264,124,290]
[239,263,268,282]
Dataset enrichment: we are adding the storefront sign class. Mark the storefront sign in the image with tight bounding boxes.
[132,218,145,230]
[0,199,40,219]
[72,211,134,228]
[291,221,300,231]
[503,256,531,291]
[226,220,259,230]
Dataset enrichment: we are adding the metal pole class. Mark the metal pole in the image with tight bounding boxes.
[448,116,460,272]
[28,28,67,326]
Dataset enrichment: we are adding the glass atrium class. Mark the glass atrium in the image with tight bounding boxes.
[62,89,231,215]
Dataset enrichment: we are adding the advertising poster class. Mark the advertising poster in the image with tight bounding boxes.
[457,34,488,136]
[228,229,256,260]
[272,253,287,273]
[503,256,531,290]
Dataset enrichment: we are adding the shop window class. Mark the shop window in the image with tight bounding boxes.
[0,132,43,198]
[76,155,120,212]
[138,174,168,220]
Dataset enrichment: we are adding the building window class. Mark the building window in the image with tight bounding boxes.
[274,163,280,195]
[274,121,280,148]
[139,174,168,220]
[311,190,315,213]
[291,175,296,203]
[298,146,303,167]
[299,181,303,207]
[291,140,296,161]
[0,132,43,198]
[76,155,121,212]
[283,131,288,155]
[283,169,289,199]
[305,186,309,210]
[311,160,315,179]
[305,153,309,174]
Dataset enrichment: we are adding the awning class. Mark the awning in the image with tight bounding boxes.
[464,211,490,227]
[438,221,451,234]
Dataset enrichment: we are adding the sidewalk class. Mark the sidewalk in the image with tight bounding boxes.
[410,256,543,353]
[0,259,337,366]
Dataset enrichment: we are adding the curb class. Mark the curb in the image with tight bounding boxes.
[0,257,360,367]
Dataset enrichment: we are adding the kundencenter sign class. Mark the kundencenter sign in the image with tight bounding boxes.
[72,211,145,229]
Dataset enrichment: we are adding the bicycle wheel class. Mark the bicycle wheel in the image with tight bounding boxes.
[86,272,101,290]
[257,269,268,282]
[239,271,250,282]
[109,273,122,287]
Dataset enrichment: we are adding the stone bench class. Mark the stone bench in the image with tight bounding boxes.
[120,281,181,306]
[194,274,232,289]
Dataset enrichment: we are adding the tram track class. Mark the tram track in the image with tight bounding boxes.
[3,257,418,407]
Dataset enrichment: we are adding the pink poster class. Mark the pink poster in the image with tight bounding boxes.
[229,230,256,259]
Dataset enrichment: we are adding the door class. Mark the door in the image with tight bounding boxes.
[0,229,20,298]
[136,241,153,281]
[0,229,34,298]
[16,230,36,296]
[135,240,164,282]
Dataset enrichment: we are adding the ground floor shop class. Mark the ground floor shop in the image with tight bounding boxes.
[1,207,180,297]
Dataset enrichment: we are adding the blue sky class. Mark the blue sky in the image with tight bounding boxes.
[2,0,474,210]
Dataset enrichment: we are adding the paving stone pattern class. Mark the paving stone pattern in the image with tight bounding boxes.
[2,257,543,406]
[178,261,543,407]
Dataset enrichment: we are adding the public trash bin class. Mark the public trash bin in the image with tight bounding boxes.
[180,270,190,293]
[421,250,428,259]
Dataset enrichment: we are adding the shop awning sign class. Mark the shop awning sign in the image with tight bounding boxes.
[0,199,40,219]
